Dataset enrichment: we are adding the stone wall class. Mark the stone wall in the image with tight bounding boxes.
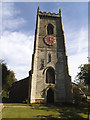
[9,77,30,103]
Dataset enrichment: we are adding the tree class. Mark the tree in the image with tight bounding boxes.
[75,64,90,86]
[75,64,90,96]
[0,60,17,98]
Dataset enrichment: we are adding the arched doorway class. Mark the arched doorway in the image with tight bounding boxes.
[47,88,54,103]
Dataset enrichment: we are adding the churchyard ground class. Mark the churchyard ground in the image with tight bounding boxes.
[1,101,90,120]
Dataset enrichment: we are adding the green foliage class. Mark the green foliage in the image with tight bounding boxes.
[74,64,90,98]
[75,64,90,86]
[0,60,17,98]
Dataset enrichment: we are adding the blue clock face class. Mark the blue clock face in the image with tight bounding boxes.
[44,35,56,46]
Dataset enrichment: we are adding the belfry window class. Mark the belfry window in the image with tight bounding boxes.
[47,24,54,35]
[48,53,51,63]
[46,67,55,84]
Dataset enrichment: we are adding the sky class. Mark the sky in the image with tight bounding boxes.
[0,2,88,82]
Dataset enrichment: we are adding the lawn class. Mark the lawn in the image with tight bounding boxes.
[1,102,89,120]
[3,103,28,106]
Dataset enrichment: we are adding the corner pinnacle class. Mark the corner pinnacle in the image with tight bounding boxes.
[59,9,61,16]
[38,6,40,12]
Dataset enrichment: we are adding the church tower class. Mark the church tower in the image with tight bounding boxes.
[30,7,72,103]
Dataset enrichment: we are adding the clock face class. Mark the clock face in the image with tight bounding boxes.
[44,35,56,46]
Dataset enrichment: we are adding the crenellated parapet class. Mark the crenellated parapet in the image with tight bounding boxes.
[37,6,61,18]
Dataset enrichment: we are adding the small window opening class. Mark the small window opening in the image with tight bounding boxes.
[48,53,51,63]
[41,59,44,69]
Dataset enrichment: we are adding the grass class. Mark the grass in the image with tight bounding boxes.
[1,102,89,120]
[3,103,28,106]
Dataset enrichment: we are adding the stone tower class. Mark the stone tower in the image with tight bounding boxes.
[30,7,72,103]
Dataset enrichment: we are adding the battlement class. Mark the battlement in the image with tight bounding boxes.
[37,6,61,18]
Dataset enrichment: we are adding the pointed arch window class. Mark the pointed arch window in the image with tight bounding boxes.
[47,24,54,35]
[46,67,55,84]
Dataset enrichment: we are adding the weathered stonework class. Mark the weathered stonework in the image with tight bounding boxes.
[30,7,72,103]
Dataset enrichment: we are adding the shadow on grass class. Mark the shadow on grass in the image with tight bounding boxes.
[57,103,88,119]
[35,103,89,120]
[2,102,89,120]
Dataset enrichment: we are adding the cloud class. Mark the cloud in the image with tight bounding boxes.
[65,27,88,56]
[65,27,88,81]
[0,2,34,80]
[1,2,26,31]
[0,31,34,80]
[68,52,88,82]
